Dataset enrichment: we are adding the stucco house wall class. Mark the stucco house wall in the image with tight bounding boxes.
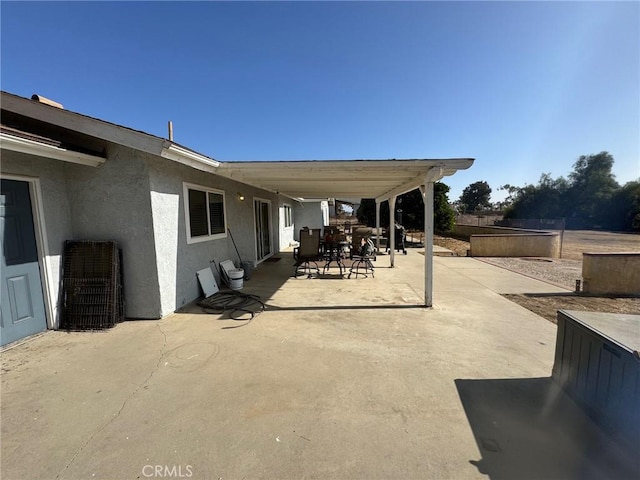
[62,144,161,318]
[292,200,327,241]
[145,156,279,315]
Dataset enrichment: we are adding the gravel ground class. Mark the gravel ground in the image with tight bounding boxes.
[478,257,582,291]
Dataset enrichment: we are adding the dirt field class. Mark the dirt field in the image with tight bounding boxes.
[558,230,640,260]
[502,293,640,324]
[432,230,640,323]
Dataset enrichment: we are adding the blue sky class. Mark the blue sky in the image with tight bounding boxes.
[2,1,638,202]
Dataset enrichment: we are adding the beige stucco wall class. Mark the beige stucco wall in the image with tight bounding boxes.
[582,253,640,296]
[470,233,561,258]
[453,224,550,238]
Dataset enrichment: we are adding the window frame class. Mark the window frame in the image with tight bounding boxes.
[283,203,293,229]
[183,182,227,244]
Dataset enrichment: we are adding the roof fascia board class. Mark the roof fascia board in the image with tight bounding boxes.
[219,158,473,177]
[1,92,165,156]
[221,159,452,169]
[0,132,105,167]
[375,160,473,202]
[375,174,432,203]
[2,93,222,174]
[160,142,220,172]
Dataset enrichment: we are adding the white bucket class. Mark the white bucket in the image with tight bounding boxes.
[226,268,244,290]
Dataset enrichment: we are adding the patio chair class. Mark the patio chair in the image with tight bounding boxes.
[294,228,322,278]
[324,225,340,238]
[348,236,376,278]
[349,227,373,259]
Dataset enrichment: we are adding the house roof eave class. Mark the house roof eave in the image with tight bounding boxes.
[1,92,219,171]
[0,130,106,167]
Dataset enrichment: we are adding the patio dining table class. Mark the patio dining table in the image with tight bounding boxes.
[321,239,349,276]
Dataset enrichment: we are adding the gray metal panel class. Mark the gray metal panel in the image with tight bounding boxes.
[553,310,640,451]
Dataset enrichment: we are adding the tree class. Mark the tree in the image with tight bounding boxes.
[396,189,424,230]
[605,181,640,231]
[494,184,520,211]
[433,182,456,232]
[356,182,456,232]
[503,174,569,219]
[356,199,388,228]
[500,152,638,230]
[565,152,619,228]
[459,181,492,212]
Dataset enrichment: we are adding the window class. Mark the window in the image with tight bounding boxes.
[283,204,293,228]
[183,183,226,243]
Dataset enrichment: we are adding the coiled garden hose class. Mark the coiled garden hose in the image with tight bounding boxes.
[197,290,265,326]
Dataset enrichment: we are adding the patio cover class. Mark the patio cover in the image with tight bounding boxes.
[216,159,473,202]
[216,158,474,307]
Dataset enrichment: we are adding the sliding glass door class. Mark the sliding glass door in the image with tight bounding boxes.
[254,198,272,262]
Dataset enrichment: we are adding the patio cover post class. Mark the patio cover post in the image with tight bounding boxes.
[423,181,434,307]
[375,200,381,253]
[389,195,396,267]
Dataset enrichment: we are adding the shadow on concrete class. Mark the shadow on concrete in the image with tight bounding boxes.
[265,304,427,311]
[455,377,638,480]
[183,301,426,317]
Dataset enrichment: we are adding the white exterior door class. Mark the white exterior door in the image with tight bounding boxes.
[279,203,294,249]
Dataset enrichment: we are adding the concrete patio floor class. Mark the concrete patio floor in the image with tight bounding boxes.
[1,251,637,479]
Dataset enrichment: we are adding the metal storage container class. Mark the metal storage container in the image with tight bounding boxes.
[553,310,640,452]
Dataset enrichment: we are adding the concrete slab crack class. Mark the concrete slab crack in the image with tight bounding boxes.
[55,323,168,479]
